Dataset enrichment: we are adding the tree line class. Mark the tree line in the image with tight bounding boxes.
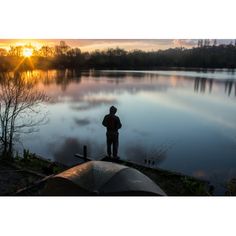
[1,40,236,71]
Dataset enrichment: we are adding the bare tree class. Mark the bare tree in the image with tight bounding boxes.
[204,39,210,47]
[54,41,70,56]
[0,72,49,159]
[197,39,203,48]
[38,46,55,57]
[213,39,217,47]
[0,48,7,56]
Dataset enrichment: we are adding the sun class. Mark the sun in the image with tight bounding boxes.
[23,47,33,57]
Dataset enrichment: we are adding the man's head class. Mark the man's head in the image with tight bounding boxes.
[109,106,117,115]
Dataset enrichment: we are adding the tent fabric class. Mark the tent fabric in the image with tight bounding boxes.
[43,161,166,196]
[99,168,166,195]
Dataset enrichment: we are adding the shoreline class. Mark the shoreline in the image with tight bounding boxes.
[0,153,213,196]
[1,66,236,73]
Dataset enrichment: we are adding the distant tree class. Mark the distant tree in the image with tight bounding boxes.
[55,41,70,56]
[67,48,81,57]
[204,39,210,47]
[1,40,236,70]
[38,46,54,57]
[197,40,203,48]
[8,46,24,56]
[0,48,7,56]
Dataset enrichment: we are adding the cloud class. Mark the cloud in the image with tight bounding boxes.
[1,39,235,52]
[70,97,117,111]
[0,39,205,52]
[172,39,198,48]
[52,137,83,166]
[74,118,91,126]
[32,70,171,108]
[51,137,105,165]
[172,39,235,48]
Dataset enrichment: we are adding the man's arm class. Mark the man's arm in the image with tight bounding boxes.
[102,115,108,127]
[117,117,122,129]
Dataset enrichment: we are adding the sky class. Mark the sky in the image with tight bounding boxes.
[0,39,234,52]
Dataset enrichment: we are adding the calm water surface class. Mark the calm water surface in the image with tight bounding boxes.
[18,69,236,194]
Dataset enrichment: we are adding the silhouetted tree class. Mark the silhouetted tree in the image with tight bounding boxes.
[55,41,70,56]
[198,40,203,48]
[1,41,236,70]
[8,46,24,56]
[38,46,54,57]
[0,48,7,56]
[204,39,210,47]
[0,73,49,158]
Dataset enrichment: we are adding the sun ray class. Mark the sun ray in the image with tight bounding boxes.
[14,57,26,72]
[28,57,35,70]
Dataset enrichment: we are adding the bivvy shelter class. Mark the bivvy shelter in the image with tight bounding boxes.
[43,161,166,196]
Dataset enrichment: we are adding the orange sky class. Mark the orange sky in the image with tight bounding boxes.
[0,39,198,52]
[0,39,232,52]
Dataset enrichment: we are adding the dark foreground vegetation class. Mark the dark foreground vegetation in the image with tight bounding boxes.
[1,40,236,71]
[0,151,65,195]
[0,151,214,196]
[2,150,236,196]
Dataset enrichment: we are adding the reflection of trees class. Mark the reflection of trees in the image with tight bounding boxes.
[194,77,207,93]
[54,70,82,91]
[209,79,213,93]
[0,73,48,158]
[194,77,236,96]
[52,137,104,166]
[53,137,86,166]
[90,70,149,79]
[21,69,82,91]
[225,80,236,96]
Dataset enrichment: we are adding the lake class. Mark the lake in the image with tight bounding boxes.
[16,69,236,194]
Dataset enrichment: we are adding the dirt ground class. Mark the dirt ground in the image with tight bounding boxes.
[0,161,43,195]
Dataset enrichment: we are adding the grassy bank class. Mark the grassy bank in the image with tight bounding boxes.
[0,150,216,196]
[0,150,65,195]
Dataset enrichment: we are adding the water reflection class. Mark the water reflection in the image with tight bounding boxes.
[21,69,82,91]
[194,76,236,96]
[51,137,104,166]
[225,80,236,96]
[9,69,236,195]
[70,97,117,111]
[194,77,211,93]
[125,141,173,167]
[52,137,86,166]
[74,118,91,126]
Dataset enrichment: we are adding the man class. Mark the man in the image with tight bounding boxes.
[102,106,122,159]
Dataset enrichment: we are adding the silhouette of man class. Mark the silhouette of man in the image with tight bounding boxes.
[102,106,122,159]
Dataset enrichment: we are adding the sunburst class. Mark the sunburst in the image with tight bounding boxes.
[22,47,33,57]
